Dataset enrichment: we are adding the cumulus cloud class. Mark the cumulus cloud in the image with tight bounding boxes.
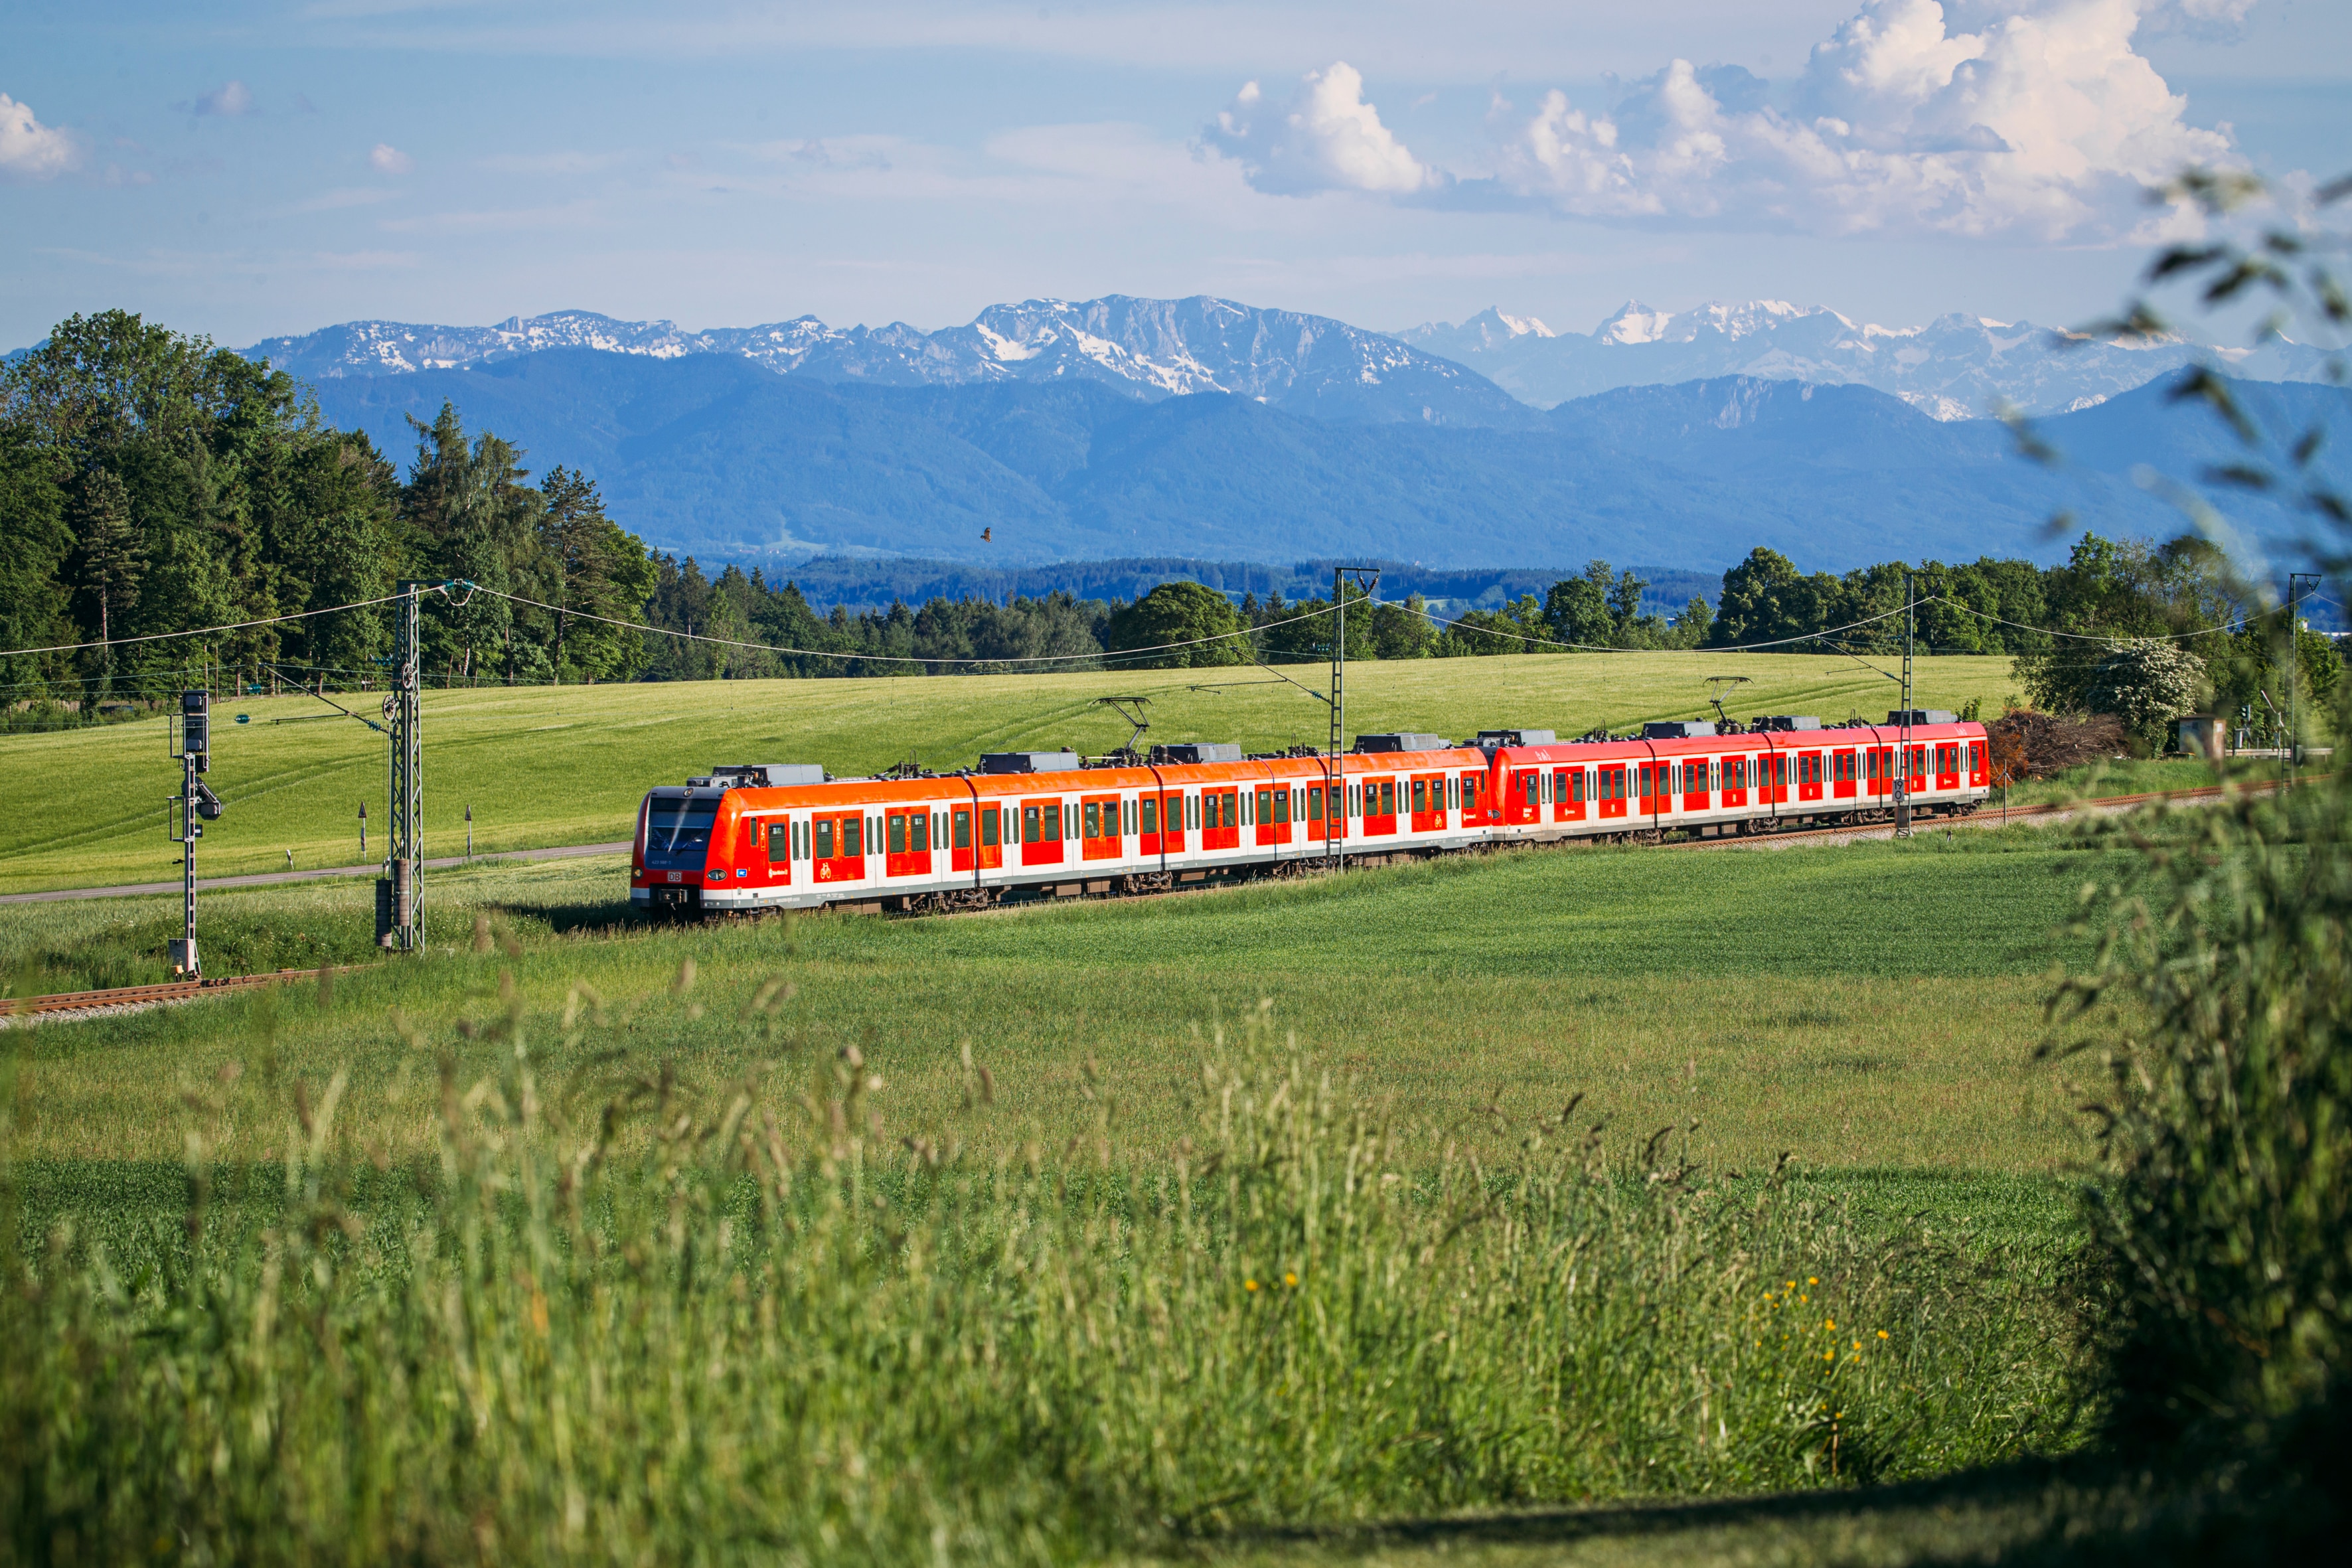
[369,143,415,175]
[1211,3,2247,244]
[1488,0,2238,242]
[0,91,78,181]
[185,80,254,117]
[1202,62,1438,196]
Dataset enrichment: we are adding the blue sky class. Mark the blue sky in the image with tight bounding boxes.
[2,1,2345,350]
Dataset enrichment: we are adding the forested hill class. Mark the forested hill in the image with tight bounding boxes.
[302,347,2347,572]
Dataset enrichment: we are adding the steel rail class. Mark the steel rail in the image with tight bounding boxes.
[1,967,356,1020]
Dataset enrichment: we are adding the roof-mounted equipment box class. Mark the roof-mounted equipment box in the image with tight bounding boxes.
[1885,710,1957,726]
[1356,732,1450,753]
[1755,716,1823,732]
[1154,742,1243,765]
[1470,729,1557,748]
[980,751,1081,774]
[1643,721,1717,739]
[707,763,827,787]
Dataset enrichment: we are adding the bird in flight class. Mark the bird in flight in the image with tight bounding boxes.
[980,527,992,542]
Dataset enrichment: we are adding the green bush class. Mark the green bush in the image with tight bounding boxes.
[2055,753,2352,1454]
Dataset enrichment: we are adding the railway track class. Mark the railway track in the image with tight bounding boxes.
[0,967,340,1023]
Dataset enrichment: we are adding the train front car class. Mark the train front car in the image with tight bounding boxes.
[633,762,829,917]
[633,785,724,916]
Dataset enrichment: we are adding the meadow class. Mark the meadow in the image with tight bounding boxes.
[1,816,2120,1563]
[0,651,2031,893]
[5,676,2208,1563]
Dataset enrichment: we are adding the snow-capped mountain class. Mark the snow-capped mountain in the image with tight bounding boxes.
[246,297,1537,429]
[1400,299,2337,419]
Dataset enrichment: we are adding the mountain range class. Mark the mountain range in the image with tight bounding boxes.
[247,296,1536,430]
[1399,301,2339,420]
[301,345,2347,572]
[242,293,2337,425]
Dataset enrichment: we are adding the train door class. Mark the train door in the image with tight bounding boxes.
[1934,742,1960,792]
[761,815,791,886]
[1462,770,1488,824]
[1832,750,1858,801]
[1306,779,1336,845]
[1253,783,1285,848]
[1360,775,1399,837]
[1678,757,1710,813]
[974,803,1005,871]
[1020,797,1066,868]
[1597,764,1627,820]
[1907,745,1929,802]
[1968,740,1987,788]
[1555,766,1583,823]
[1083,793,1124,862]
[811,811,865,885]
[1797,750,1824,804]
[1410,773,1446,835]
[1203,787,1241,851]
[950,805,975,873]
[884,807,934,879]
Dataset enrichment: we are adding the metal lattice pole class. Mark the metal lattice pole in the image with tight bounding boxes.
[385,582,424,951]
[2288,572,2319,788]
[1325,567,1381,868]
[1895,571,1916,839]
[1328,570,1344,864]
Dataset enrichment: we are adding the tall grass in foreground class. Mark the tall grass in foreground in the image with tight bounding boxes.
[2056,751,2352,1464]
[0,990,2077,1564]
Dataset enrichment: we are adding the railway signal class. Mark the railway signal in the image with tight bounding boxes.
[169,688,225,977]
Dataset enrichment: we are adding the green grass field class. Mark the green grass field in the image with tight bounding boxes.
[7,672,2191,1563]
[0,652,2031,894]
[3,822,2104,1183]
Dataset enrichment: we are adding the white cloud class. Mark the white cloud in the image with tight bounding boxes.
[187,80,255,117]
[1485,0,2238,242]
[370,142,415,174]
[0,92,80,181]
[1202,62,1438,196]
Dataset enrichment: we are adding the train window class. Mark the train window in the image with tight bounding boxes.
[1141,798,1158,836]
[815,820,834,860]
[767,821,787,864]
[1022,805,1040,844]
[1204,794,1219,830]
[887,815,907,856]
[1306,787,1322,821]
[1275,789,1290,824]
[1084,802,1101,839]
[953,810,971,849]
[1409,779,1425,815]
[1188,794,1199,830]
[846,818,865,858]
[913,814,931,854]
[980,809,1000,848]
[1381,780,1397,815]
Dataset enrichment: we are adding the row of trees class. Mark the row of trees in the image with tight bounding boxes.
[0,312,655,715]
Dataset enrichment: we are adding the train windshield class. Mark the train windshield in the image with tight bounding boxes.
[647,801,718,851]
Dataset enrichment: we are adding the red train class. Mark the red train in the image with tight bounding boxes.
[631,712,1991,915]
